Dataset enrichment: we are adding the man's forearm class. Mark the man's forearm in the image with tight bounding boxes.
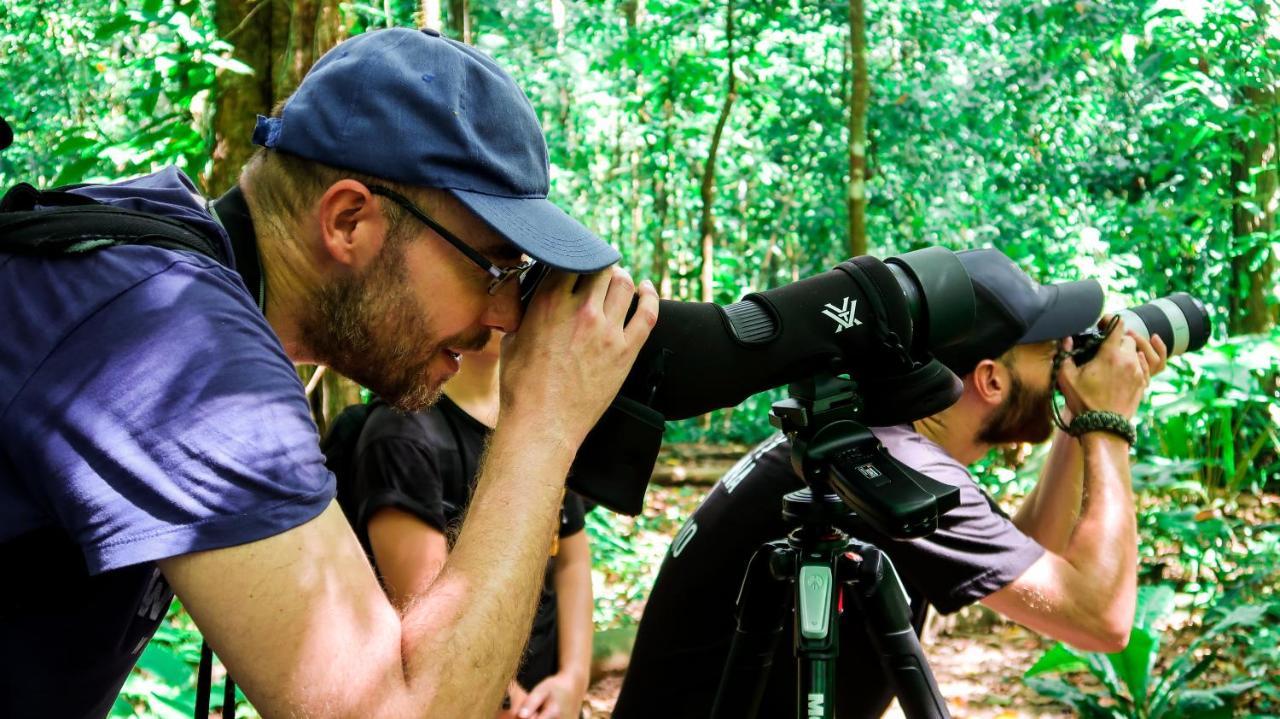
[1013,428,1084,552]
[1061,434,1138,633]
[399,418,575,714]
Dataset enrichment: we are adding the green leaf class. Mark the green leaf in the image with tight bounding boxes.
[203,54,255,76]
[51,155,101,187]
[147,692,196,719]
[1135,584,1176,630]
[1024,642,1088,677]
[1106,626,1160,706]
[1025,676,1118,718]
[109,695,137,717]
[137,641,192,687]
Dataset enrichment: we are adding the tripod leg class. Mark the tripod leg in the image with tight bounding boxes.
[711,541,792,719]
[843,544,951,719]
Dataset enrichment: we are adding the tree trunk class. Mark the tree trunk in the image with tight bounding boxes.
[1228,82,1279,334]
[208,0,275,195]
[447,0,471,43]
[847,0,869,258]
[699,0,736,303]
[271,0,346,101]
[209,0,346,194]
[1228,4,1278,335]
[421,0,442,29]
[652,63,678,299]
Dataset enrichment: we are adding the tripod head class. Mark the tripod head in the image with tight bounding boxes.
[771,373,960,540]
[713,373,958,719]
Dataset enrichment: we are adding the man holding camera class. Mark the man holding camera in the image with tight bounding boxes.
[0,28,657,718]
[614,249,1167,718]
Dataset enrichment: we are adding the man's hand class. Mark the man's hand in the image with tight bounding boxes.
[499,267,658,447]
[1057,317,1160,420]
[515,672,586,719]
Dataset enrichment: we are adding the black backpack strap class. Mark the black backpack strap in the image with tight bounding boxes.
[0,183,227,263]
[195,641,238,719]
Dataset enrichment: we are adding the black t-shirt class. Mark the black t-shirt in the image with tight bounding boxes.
[339,396,585,688]
[614,428,1045,718]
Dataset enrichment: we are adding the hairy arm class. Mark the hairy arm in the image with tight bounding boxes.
[1012,428,1083,554]
[160,422,574,718]
[985,323,1161,653]
[161,267,658,718]
[984,433,1136,652]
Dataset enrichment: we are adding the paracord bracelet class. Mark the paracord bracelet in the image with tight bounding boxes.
[1067,410,1136,446]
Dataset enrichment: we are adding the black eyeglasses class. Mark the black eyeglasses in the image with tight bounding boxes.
[368,185,534,295]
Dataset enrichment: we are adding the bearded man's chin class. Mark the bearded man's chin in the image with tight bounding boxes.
[380,374,444,413]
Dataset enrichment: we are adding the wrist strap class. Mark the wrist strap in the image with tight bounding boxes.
[1067,410,1136,446]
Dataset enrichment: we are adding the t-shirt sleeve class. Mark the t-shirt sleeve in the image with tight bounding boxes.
[559,491,586,537]
[862,428,1046,615]
[9,255,335,574]
[351,436,448,538]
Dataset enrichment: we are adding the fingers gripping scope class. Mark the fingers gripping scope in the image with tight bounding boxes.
[531,247,977,515]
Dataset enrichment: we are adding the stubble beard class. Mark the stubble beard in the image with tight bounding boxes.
[299,242,483,413]
[978,368,1055,446]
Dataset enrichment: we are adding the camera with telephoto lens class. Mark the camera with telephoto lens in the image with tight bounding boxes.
[1070,292,1211,365]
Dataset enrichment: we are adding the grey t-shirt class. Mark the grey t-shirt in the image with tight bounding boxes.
[858,424,1047,612]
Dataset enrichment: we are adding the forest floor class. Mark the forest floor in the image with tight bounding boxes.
[582,613,1070,718]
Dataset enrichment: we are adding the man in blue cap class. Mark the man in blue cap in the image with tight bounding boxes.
[0,28,656,718]
[614,249,1167,718]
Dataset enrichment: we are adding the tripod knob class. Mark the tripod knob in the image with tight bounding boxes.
[781,487,853,527]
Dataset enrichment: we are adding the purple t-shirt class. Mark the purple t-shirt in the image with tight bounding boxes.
[0,167,335,717]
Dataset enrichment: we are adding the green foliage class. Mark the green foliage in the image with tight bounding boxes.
[584,488,705,629]
[1138,331,1280,495]
[1024,585,1277,719]
[0,0,238,193]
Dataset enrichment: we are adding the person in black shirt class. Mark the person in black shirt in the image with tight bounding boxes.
[341,331,593,719]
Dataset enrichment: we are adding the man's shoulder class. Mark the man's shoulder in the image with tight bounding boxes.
[0,244,261,417]
[871,424,972,483]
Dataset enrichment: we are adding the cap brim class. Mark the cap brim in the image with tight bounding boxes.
[449,189,620,273]
[1020,279,1104,343]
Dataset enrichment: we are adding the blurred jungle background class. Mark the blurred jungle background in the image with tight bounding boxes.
[1,0,1277,715]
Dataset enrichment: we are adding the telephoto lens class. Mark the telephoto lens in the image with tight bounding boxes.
[1071,292,1211,365]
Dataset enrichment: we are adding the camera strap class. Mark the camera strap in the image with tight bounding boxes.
[1049,315,1121,433]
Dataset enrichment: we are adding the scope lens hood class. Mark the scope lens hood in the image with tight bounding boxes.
[884,248,975,352]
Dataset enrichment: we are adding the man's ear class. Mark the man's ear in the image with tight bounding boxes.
[316,179,387,270]
[970,358,1007,407]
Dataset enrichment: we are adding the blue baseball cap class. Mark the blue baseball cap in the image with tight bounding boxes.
[252,27,619,273]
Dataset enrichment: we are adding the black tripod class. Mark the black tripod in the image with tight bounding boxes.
[710,375,959,719]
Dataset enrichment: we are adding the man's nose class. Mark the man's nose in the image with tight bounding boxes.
[484,279,522,333]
